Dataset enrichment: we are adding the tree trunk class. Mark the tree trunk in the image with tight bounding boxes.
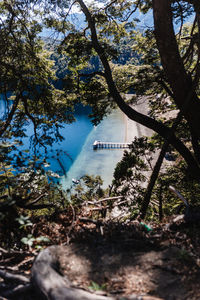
[140,141,169,219]
[0,94,20,137]
[31,246,115,300]
[78,0,200,178]
[153,0,200,139]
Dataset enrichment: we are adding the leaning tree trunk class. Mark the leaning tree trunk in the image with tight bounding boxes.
[140,141,170,220]
[77,0,200,179]
[153,0,200,139]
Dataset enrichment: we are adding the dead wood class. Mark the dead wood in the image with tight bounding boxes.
[93,196,123,204]
[0,283,32,298]
[79,217,104,226]
[169,186,189,206]
[0,269,29,283]
[31,245,116,300]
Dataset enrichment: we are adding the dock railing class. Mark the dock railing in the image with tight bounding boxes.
[93,140,131,150]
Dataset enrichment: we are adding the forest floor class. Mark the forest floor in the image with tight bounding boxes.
[0,211,200,300]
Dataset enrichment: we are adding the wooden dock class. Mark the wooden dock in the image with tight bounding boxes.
[93,140,131,150]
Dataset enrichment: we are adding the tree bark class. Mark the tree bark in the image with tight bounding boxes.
[153,0,200,139]
[0,94,20,137]
[140,141,169,219]
[77,0,200,178]
[140,111,183,219]
[31,246,115,300]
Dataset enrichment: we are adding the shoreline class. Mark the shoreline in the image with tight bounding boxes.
[60,96,153,190]
[124,96,153,143]
[61,108,126,189]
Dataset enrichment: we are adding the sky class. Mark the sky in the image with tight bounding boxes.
[71,0,105,14]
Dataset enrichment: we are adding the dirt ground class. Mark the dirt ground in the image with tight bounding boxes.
[56,226,200,300]
[0,217,200,300]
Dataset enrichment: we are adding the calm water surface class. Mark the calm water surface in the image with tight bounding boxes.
[0,100,127,188]
[60,108,126,189]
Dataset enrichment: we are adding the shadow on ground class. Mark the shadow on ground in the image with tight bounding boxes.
[53,221,200,300]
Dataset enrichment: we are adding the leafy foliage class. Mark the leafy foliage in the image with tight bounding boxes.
[70,175,105,205]
[112,137,155,217]
[1,0,200,227]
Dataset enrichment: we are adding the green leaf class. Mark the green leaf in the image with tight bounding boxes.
[36,236,50,243]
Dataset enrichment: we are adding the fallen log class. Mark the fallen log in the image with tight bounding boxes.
[31,246,115,300]
[0,269,29,283]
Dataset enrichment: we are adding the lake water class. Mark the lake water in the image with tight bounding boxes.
[60,108,126,189]
[0,100,128,189]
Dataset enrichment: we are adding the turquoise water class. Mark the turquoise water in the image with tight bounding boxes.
[60,109,126,189]
[0,100,126,188]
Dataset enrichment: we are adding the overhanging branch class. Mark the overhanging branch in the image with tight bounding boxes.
[0,94,20,137]
[76,0,200,177]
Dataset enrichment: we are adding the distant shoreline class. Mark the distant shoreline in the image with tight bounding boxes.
[123,95,153,143]
[60,97,153,189]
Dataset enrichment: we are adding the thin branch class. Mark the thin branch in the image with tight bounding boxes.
[77,0,200,177]
[0,269,30,283]
[104,0,118,11]
[79,71,106,78]
[1,283,32,298]
[66,0,77,17]
[120,3,140,22]
[0,247,9,254]
[22,96,47,150]
[25,193,48,206]
[194,12,200,86]
[6,4,18,44]
[88,196,123,205]
[79,217,103,226]
[65,203,77,244]
[176,0,184,40]
[22,97,38,143]
[0,94,20,137]
[105,0,139,22]
[169,185,189,206]
[158,77,174,98]
[140,81,198,219]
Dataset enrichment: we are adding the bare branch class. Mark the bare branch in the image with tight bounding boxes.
[0,94,20,137]
[1,283,32,298]
[79,71,106,78]
[77,0,200,176]
[0,269,30,283]
[79,217,103,226]
[25,193,48,206]
[22,96,47,150]
[92,196,123,204]
[169,185,189,206]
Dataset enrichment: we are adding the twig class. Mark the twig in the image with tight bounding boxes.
[0,269,30,283]
[169,186,189,206]
[79,217,103,226]
[15,256,35,270]
[0,93,20,137]
[113,199,130,207]
[79,71,106,78]
[0,249,35,256]
[89,206,109,211]
[92,196,123,205]
[1,283,32,298]
[65,203,77,244]
[25,193,48,206]
[0,247,8,254]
